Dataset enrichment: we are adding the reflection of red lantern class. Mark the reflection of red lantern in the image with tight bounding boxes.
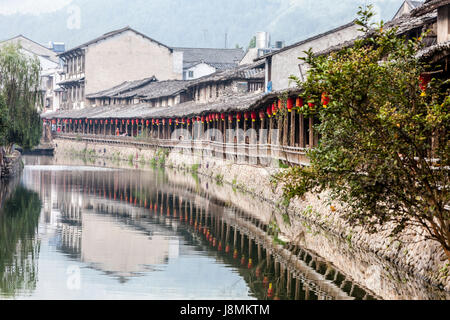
[240,255,246,265]
[248,259,253,269]
[287,98,294,112]
[233,249,238,259]
[141,119,144,125]
[267,283,274,298]
[225,245,230,253]
[263,276,269,288]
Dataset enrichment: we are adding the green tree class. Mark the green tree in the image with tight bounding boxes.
[0,43,42,153]
[248,36,256,49]
[277,6,450,260]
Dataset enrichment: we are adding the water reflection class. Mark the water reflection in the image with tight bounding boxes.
[1,156,446,300]
[0,185,41,298]
[7,163,379,300]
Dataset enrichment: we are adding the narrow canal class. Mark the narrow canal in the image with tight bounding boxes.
[0,156,447,300]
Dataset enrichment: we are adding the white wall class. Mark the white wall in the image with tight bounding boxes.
[269,24,362,91]
[185,62,217,80]
[85,30,182,95]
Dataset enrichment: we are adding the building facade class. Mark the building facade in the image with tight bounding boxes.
[58,27,183,110]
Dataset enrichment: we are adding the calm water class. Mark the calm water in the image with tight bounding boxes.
[0,156,446,300]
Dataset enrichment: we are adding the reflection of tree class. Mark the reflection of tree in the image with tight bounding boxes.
[0,186,41,298]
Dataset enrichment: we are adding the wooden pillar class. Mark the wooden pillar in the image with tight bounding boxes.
[283,113,288,146]
[309,117,314,148]
[299,114,305,148]
[290,110,296,146]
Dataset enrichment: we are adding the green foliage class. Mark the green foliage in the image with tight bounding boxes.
[215,174,224,186]
[248,36,256,49]
[191,163,200,173]
[0,44,42,152]
[278,6,450,259]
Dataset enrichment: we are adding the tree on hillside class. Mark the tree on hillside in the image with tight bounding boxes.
[276,6,450,260]
[0,44,42,153]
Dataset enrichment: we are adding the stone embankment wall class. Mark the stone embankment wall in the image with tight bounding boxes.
[0,150,23,180]
[54,138,450,292]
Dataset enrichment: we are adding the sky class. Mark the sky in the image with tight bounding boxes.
[0,0,408,49]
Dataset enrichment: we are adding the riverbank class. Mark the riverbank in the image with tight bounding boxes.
[53,138,450,293]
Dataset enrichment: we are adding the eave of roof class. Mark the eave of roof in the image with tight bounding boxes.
[411,0,450,16]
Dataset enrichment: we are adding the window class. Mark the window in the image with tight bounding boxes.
[188,71,194,78]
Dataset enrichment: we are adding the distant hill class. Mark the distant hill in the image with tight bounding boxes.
[0,0,404,50]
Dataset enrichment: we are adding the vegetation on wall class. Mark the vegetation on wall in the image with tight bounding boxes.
[276,6,450,260]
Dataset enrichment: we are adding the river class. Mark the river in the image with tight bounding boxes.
[0,155,447,300]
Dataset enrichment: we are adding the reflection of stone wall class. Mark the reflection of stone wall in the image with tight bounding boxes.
[1,151,23,180]
[51,139,450,294]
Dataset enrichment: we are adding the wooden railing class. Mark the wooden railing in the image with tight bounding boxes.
[55,133,311,166]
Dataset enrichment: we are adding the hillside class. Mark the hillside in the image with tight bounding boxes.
[0,0,404,50]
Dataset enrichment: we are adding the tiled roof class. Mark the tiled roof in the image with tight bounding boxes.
[173,47,245,69]
[86,76,157,99]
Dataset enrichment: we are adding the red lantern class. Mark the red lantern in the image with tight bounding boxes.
[419,74,431,96]
[152,119,155,125]
[287,98,294,112]
[321,92,330,108]
[215,113,219,121]
[308,102,315,109]
[131,119,134,125]
[141,119,144,125]
[201,116,205,123]
[259,110,265,120]
[266,106,272,118]
[169,119,173,125]
[162,119,166,126]
[100,119,103,124]
[122,119,125,125]
[296,97,304,109]
[176,118,179,126]
[85,119,87,124]
[228,114,233,122]
[244,112,249,121]
[90,120,92,125]
[156,119,160,126]
[236,113,241,122]
[187,118,191,126]
[146,120,149,126]
[182,118,185,124]
[127,119,130,125]
[251,111,256,122]
[221,113,225,121]
[105,119,108,124]
[272,103,277,115]
[70,119,72,123]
